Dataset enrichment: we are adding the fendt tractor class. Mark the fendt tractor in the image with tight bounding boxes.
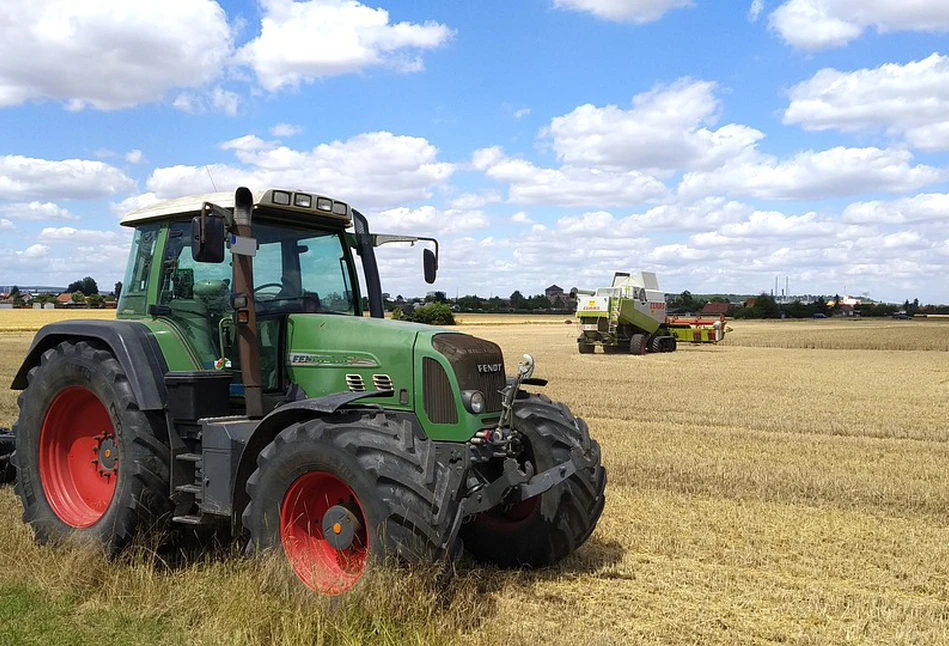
[1,187,605,594]
[573,272,726,355]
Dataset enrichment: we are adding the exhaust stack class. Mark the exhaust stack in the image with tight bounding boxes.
[232,187,263,419]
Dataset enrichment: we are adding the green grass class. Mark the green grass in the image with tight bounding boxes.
[0,584,167,646]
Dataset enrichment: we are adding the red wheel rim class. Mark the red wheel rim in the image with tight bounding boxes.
[280,472,369,595]
[475,495,540,533]
[39,387,118,528]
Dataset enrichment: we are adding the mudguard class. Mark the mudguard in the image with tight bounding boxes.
[10,321,169,411]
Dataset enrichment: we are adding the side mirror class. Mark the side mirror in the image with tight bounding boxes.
[423,248,437,284]
[191,215,225,263]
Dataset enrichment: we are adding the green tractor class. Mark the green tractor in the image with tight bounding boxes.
[8,187,606,594]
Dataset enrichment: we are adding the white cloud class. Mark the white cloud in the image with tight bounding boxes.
[513,107,531,120]
[842,193,949,225]
[0,155,136,201]
[0,202,78,221]
[372,205,488,235]
[236,0,453,92]
[784,54,949,152]
[147,131,454,210]
[17,244,50,260]
[211,87,240,117]
[511,211,534,224]
[749,0,764,21]
[473,146,667,208]
[173,93,200,114]
[0,0,231,110]
[447,192,501,210]
[125,150,145,165]
[38,227,124,244]
[552,0,693,24]
[545,80,764,176]
[0,219,14,232]
[269,123,304,138]
[768,0,949,51]
[111,192,163,218]
[678,146,944,201]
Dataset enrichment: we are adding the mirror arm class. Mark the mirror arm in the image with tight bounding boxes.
[372,234,439,268]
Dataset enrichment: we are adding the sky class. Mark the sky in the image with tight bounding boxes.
[2,0,949,303]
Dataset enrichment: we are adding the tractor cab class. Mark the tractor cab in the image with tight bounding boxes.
[117,188,437,416]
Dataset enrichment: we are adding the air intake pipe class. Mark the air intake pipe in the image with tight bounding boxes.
[232,187,263,419]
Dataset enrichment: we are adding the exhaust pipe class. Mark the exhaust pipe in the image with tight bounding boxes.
[232,187,263,419]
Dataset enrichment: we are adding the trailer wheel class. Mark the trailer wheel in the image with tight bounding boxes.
[0,433,15,485]
[461,394,606,567]
[630,333,647,355]
[13,341,171,548]
[243,414,458,595]
[577,341,594,354]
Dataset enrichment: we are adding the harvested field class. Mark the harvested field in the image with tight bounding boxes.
[1,312,948,644]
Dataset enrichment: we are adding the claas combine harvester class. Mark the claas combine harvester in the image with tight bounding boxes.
[0,186,606,595]
[573,272,726,355]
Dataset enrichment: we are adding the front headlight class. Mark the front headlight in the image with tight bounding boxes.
[462,390,486,414]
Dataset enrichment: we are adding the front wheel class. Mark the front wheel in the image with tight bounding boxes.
[460,395,606,567]
[0,432,15,485]
[243,414,458,595]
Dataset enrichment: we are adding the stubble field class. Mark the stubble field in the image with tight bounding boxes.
[1,312,948,644]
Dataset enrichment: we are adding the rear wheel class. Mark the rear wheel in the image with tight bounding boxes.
[14,341,171,548]
[577,340,594,354]
[461,395,606,567]
[243,414,458,595]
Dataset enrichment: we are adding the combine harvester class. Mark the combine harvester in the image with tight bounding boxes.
[572,272,726,355]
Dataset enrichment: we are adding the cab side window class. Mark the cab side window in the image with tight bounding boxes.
[159,222,232,369]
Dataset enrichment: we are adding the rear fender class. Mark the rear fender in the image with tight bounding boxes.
[10,321,168,411]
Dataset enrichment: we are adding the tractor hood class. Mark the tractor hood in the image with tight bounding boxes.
[286,315,430,396]
[285,314,507,441]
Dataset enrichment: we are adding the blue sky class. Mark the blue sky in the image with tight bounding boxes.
[2,0,949,302]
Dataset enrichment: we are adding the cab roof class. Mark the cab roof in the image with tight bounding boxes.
[120,188,353,227]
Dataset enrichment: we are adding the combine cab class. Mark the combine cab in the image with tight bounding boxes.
[573,272,725,354]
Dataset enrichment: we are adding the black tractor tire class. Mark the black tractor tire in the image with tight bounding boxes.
[630,333,647,355]
[13,340,171,549]
[0,432,15,485]
[650,336,664,353]
[577,341,595,354]
[460,394,606,568]
[666,336,677,352]
[243,412,460,594]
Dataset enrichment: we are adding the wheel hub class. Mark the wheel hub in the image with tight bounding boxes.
[322,504,362,551]
[93,434,118,476]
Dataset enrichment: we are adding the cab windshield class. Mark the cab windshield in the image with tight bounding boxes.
[252,221,357,316]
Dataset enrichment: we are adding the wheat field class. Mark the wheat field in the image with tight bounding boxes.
[1,312,948,644]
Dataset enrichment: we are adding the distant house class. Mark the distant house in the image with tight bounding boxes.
[701,302,730,317]
[56,293,76,307]
[545,284,567,306]
[744,297,757,308]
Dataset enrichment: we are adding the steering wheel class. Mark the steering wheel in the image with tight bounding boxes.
[254,282,284,301]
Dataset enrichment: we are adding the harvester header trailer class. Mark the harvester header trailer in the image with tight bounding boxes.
[573,271,725,354]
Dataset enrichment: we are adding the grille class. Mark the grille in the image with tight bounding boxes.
[422,358,457,424]
[431,334,505,413]
[373,374,394,392]
[345,374,365,392]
